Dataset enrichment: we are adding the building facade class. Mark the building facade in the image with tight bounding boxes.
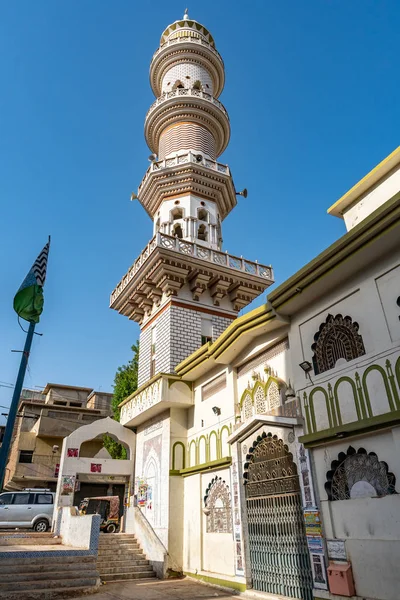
[5,384,113,491]
[111,10,400,600]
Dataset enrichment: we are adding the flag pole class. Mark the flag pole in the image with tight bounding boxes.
[0,320,36,491]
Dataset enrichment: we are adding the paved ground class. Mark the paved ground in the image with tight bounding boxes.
[74,578,240,600]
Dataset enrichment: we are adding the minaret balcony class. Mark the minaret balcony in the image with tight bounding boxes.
[145,88,230,156]
[110,231,274,321]
[136,151,237,220]
[150,36,225,98]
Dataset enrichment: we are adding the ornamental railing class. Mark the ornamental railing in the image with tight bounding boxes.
[110,233,273,305]
[146,88,229,121]
[138,151,230,194]
[152,35,223,64]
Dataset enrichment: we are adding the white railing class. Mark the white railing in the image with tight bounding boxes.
[146,88,229,121]
[110,233,273,306]
[138,151,230,194]
[151,35,223,64]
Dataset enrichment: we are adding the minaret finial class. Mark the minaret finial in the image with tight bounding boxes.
[183,8,189,20]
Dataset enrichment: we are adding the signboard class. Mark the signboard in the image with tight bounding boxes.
[327,539,347,561]
[306,536,324,553]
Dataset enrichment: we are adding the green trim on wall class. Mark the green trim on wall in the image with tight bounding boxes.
[362,364,394,414]
[169,470,181,476]
[300,409,400,447]
[183,571,246,592]
[208,429,219,461]
[219,425,231,458]
[172,441,186,470]
[333,376,360,422]
[188,439,197,468]
[309,386,331,432]
[198,434,208,464]
[167,377,192,390]
[180,456,232,477]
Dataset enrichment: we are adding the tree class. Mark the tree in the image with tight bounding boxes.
[104,342,139,459]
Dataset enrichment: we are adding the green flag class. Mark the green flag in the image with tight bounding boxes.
[13,239,50,323]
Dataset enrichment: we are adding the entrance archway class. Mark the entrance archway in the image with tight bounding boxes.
[243,432,313,600]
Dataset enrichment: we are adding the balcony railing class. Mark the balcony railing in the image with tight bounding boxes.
[152,35,223,64]
[146,88,229,121]
[138,151,230,195]
[110,232,273,306]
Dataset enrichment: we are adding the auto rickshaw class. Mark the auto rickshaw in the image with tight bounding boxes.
[79,495,120,533]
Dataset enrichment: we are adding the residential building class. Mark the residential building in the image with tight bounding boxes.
[4,383,113,491]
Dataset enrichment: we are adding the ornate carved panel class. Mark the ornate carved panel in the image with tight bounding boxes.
[204,476,232,534]
[312,313,365,375]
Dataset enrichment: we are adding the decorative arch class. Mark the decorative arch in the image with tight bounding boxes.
[219,425,231,458]
[325,446,397,501]
[240,391,253,421]
[172,222,183,239]
[172,80,184,90]
[311,313,366,375]
[243,432,299,496]
[172,441,185,470]
[308,386,332,431]
[362,364,395,414]
[395,356,400,390]
[198,435,207,464]
[197,207,208,222]
[265,376,283,411]
[209,430,218,461]
[170,206,184,221]
[253,382,266,414]
[189,439,197,467]
[203,476,232,533]
[193,80,202,91]
[197,223,208,242]
[333,376,360,423]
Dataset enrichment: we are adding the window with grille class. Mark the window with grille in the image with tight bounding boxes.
[311,314,365,375]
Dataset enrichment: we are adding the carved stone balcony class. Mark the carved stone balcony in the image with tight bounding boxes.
[119,374,193,427]
[110,232,274,322]
[136,151,236,219]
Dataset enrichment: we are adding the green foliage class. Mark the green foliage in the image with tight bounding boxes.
[104,342,139,459]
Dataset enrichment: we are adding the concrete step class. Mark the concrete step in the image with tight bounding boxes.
[101,571,156,582]
[0,584,99,600]
[97,564,153,575]
[97,558,149,568]
[0,555,95,570]
[98,546,143,556]
[0,576,99,593]
[98,539,140,546]
[0,537,62,546]
[0,567,98,583]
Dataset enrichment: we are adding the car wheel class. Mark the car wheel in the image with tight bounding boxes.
[106,523,117,534]
[34,519,49,532]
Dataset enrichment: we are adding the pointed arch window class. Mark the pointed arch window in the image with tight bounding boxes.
[197,223,208,241]
[172,80,184,90]
[312,314,366,375]
[267,380,281,410]
[173,223,183,239]
[204,477,232,533]
[198,208,208,222]
[242,392,253,420]
[325,446,397,501]
[254,385,266,414]
[193,80,202,91]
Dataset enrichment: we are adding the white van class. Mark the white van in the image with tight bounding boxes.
[0,489,55,532]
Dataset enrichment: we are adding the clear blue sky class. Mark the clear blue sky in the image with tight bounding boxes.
[1,1,399,419]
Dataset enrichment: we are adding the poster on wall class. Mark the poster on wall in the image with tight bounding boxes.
[304,509,322,536]
[67,448,79,457]
[136,478,149,508]
[306,536,324,554]
[61,475,75,495]
[310,553,328,590]
[90,463,102,473]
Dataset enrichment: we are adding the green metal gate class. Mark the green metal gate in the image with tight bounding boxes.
[244,434,313,599]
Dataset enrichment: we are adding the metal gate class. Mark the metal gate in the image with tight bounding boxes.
[244,434,313,599]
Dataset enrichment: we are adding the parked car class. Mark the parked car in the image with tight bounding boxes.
[0,489,55,532]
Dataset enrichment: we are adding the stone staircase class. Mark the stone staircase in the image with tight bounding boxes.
[97,533,156,582]
[0,555,99,599]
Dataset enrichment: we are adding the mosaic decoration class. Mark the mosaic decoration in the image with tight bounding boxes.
[325,446,397,501]
[204,476,232,534]
[311,313,365,375]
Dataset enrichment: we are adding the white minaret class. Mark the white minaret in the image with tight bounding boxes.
[111,13,274,386]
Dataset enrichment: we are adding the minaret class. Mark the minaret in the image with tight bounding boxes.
[111,12,274,386]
